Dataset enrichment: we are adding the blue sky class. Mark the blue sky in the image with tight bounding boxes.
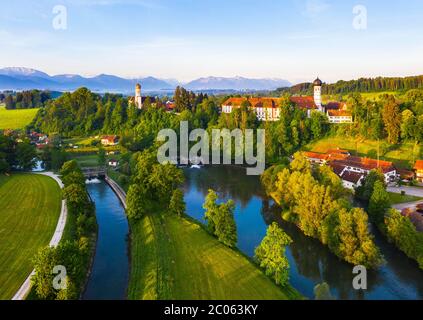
[1,0,422,83]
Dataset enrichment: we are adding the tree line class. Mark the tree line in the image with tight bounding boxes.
[357,170,423,270]
[32,161,97,299]
[3,90,51,109]
[278,75,423,95]
[0,133,37,173]
[262,153,384,269]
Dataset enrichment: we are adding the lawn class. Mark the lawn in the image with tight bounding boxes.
[0,174,62,300]
[304,136,420,169]
[128,213,300,300]
[69,154,100,168]
[388,192,423,205]
[0,105,39,130]
[322,91,398,103]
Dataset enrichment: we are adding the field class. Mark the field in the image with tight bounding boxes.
[0,174,62,300]
[128,213,300,300]
[0,104,39,130]
[304,136,420,169]
[322,91,397,103]
[388,192,423,205]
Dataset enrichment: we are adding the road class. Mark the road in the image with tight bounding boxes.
[388,186,423,198]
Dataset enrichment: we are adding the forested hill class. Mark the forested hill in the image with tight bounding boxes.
[277,75,423,95]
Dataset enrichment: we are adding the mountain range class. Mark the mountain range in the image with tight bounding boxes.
[0,67,291,93]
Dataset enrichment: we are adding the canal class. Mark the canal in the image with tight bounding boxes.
[82,180,129,300]
[183,166,423,300]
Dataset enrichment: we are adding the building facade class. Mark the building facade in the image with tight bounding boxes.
[221,78,353,123]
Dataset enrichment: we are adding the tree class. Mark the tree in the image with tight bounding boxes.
[63,184,90,213]
[203,189,219,233]
[355,169,385,202]
[214,200,237,248]
[382,97,402,144]
[60,160,80,178]
[32,246,60,299]
[255,223,292,286]
[169,189,186,216]
[368,181,391,225]
[15,142,37,170]
[126,184,149,220]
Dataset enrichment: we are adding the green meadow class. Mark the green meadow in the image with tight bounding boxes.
[0,104,39,130]
[0,174,62,299]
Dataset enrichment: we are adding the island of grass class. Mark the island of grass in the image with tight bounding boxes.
[0,105,39,130]
[128,213,300,300]
[0,173,62,299]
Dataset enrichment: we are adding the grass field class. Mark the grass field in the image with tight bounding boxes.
[0,105,39,130]
[322,91,398,103]
[388,192,423,205]
[128,213,300,300]
[0,174,62,300]
[304,136,421,169]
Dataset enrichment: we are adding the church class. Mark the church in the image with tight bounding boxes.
[221,78,353,123]
[128,83,156,109]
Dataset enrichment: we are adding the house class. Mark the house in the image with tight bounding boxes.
[326,110,353,124]
[108,159,119,168]
[166,101,176,111]
[339,170,365,190]
[221,97,283,121]
[330,156,397,184]
[303,151,329,165]
[101,135,119,146]
[304,149,398,188]
[414,160,423,182]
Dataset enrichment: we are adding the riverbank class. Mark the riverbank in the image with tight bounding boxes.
[104,174,300,300]
[128,212,300,300]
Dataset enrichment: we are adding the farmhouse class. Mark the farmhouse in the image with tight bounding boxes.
[101,135,119,146]
[414,160,423,183]
[304,149,398,190]
[108,159,119,168]
[221,78,353,123]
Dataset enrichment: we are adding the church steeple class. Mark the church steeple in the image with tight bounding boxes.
[135,83,142,109]
[313,77,323,112]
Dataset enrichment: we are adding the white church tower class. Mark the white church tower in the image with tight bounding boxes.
[313,77,323,112]
[135,83,142,109]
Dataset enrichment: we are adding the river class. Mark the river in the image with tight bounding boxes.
[82,180,129,300]
[183,166,423,300]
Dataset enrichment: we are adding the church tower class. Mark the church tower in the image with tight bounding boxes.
[313,77,323,112]
[135,83,142,109]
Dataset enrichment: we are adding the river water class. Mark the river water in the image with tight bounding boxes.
[183,166,423,300]
[82,181,129,300]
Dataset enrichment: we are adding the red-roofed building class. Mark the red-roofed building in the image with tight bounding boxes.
[101,135,119,146]
[326,110,353,124]
[303,151,329,165]
[414,160,423,182]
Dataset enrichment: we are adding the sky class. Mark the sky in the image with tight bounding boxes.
[1,0,423,84]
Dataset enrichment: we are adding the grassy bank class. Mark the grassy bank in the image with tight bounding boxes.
[128,213,300,300]
[388,192,423,205]
[0,106,39,130]
[0,174,62,299]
